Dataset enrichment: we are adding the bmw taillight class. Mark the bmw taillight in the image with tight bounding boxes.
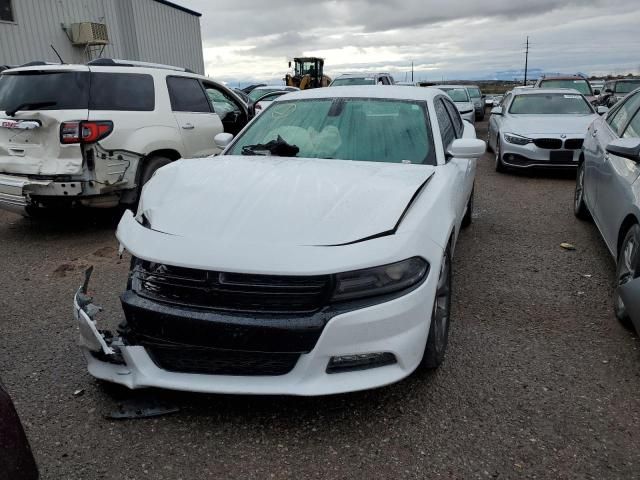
[60,121,113,144]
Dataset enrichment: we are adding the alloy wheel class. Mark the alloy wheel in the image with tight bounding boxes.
[432,252,451,354]
[615,227,639,318]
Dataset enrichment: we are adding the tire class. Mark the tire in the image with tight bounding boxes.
[495,136,506,173]
[614,224,640,328]
[574,162,591,220]
[139,155,172,188]
[461,187,474,228]
[421,246,452,369]
[486,130,493,153]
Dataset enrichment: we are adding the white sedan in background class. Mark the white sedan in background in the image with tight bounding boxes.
[433,85,476,124]
[488,88,606,172]
[74,87,485,396]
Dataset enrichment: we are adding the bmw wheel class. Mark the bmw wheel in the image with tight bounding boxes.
[614,224,640,328]
[422,246,452,369]
[495,136,506,173]
[574,162,591,220]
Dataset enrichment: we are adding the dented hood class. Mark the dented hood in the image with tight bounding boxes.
[139,156,435,247]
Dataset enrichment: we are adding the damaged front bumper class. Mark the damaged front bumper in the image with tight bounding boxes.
[72,266,438,396]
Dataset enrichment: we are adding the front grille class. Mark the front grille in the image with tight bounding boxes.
[132,259,332,314]
[533,138,563,149]
[564,138,584,149]
[146,345,300,376]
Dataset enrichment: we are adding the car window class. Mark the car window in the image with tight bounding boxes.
[467,87,481,98]
[443,99,463,137]
[0,71,89,111]
[227,98,436,165]
[500,93,511,109]
[539,79,593,96]
[89,73,155,111]
[435,98,456,149]
[607,92,640,136]
[205,84,241,119]
[623,109,640,139]
[166,76,211,113]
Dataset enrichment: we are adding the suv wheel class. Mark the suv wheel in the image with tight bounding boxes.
[140,156,172,189]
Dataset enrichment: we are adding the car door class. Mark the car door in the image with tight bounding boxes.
[593,91,640,251]
[166,76,222,158]
[435,97,470,225]
[444,97,477,209]
[203,82,248,137]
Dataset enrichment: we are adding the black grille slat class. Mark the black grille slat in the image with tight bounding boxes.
[533,138,563,149]
[564,139,584,149]
[133,260,332,313]
[147,346,300,376]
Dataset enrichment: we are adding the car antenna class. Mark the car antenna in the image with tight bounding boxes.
[50,44,65,64]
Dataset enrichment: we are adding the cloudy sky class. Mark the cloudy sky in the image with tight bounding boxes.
[177,0,640,84]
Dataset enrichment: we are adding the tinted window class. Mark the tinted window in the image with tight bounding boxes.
[249,88,283,102]
[539,79,592,96]
[167,76,211,113]
[228,98,435,165]
[608,92,640,136]
[0,0,13,22]
[443,99,463,137]
[89,73,154,111]
[435,98,455,148]
[0,71,89,111]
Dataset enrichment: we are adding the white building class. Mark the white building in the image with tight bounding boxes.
[0,0,204,73]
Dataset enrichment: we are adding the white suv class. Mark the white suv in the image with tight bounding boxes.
[0,59,250,214]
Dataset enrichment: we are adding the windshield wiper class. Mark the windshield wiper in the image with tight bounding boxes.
[6,101,57,117]
[241,135,300,157]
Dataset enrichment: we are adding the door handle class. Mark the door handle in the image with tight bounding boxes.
[182,123,195,130]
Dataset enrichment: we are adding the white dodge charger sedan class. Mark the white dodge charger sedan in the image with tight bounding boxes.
[73,87,485,396]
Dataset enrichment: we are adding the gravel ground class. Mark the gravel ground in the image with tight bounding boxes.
[1,118,639,479]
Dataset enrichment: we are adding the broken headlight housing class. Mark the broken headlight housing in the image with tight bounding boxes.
[331,257,429,302]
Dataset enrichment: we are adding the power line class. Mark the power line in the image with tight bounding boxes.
[524,36,530,86]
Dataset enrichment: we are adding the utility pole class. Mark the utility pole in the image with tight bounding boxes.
[524,36,530,86]
[411,62,414,82]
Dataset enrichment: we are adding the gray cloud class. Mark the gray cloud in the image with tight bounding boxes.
[176,0,640,82]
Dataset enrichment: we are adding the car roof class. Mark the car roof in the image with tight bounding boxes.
[539,76,588,81]
[2,61,204,77]
[433,84,468,89]
[334,73,391,78]
[275,85,442,102]
[253,85,297,90]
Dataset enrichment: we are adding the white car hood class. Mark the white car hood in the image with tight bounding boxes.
[138,156,435,247]
[504,114,597,135]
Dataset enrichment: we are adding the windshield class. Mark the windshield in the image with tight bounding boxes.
[0,71,89,111]
[249,88,286,102]
[331,77,376,86]
[440,88,470,102]
[509,93,593,115]
[467,87,481,98]
[539,79,593,96]
[616,81,640,94]
[227,98,434,164]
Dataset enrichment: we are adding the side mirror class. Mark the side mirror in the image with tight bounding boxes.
[491,106,503,115]
[606,138,640,163]
[597,106,609,115]
[605,88,614,94]
[447,138,486,159]
[594,89,600,95]
[214,132,234,150]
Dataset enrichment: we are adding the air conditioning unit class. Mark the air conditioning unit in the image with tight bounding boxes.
[70,22,109,46]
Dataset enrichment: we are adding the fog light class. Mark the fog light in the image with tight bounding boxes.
[326,352,397,374]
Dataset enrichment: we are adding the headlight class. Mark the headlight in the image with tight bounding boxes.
[332,257,429,302]
[504,133,532,146]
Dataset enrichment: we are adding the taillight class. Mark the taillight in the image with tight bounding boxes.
[60,121,113,144]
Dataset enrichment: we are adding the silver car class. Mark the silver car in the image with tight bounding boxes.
[464,85,485,121]
[434,85,475,124]
[488,88,605,172]
[575,87,640,332]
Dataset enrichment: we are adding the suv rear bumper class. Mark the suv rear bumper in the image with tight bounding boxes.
[0,174,51,214]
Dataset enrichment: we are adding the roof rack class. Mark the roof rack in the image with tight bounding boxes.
[87,58,196,74]
[17,61,60,68]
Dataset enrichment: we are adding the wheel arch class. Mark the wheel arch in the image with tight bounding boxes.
[136,149,181,183]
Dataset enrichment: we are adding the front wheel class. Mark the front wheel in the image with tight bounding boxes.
[495,136,506,173]
[574,162,591,220]
[421,246,452,369]
[614,224,640,328]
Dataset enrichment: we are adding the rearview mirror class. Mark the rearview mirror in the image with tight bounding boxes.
[447,138,486,159]
[597,106,609,115]
[594,89,601,95]
[214,132,234,150]
[606,138,640,163]
[491,106,503,115]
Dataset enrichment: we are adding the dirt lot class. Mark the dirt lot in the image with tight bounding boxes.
[1,119,639,479]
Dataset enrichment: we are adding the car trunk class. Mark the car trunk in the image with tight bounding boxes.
[0,68,90,176]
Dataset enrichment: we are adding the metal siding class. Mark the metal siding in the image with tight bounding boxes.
[0,0,203,72]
